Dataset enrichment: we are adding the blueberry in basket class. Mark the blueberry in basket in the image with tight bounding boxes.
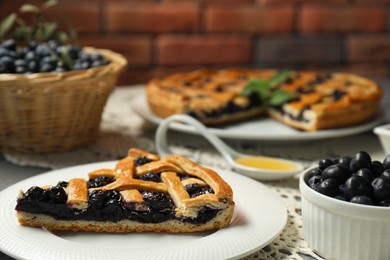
[0,39,110,74]
[0,1,110,74]
[307,151,390,207]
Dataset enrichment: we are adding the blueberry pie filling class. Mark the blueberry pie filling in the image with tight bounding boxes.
[15,148,235,233]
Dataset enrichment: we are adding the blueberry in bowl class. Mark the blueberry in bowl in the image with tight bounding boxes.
[299,151,390,260]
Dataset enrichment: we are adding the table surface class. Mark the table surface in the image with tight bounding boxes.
[1,78,389,260]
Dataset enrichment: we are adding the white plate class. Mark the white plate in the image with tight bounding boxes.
[0,162,287,260]
[132,93,383,141]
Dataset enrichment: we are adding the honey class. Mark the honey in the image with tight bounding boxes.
[235,156,298,171]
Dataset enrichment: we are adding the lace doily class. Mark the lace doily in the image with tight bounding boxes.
[3,86,386,260]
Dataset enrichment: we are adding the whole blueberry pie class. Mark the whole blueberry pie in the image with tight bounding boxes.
[146,69,382,131]
[15,148,235,233]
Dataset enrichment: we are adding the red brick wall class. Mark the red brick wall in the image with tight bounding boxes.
[1,0,390,86]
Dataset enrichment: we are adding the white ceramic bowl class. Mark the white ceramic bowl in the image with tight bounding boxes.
[374,124,390,155]
[299,168,390,260]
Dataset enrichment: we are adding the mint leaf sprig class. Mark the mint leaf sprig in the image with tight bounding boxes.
[0,0,78,45]
[241,70,293,106]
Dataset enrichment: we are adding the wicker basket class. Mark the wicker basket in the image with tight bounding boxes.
[0,47,127,153]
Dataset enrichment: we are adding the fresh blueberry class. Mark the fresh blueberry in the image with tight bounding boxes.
[14,59,27,67]
[35,44,51,58]
[371,177,390,201]
[2,39,16,51]
[78,52,91,62]
[338,156,352,170]
[0,56,15,72]
[80,60,90,70]
[321,164,350,183]
[24,51,36,60]
[40,62,56,72]
[307,167,322,178]
[353,168,373,183]
[316,178,339,197]
[350,195,374,205]
[383,154,390,169]
[27,60,39,73]
[0,62,6,73]
[40,55,57,67]
[308,175,322,190]
[0,47,9,57]
[340,176,371,200]
[382,169,390,180]
[378,199,390,207]
[47,39,59,50]
[67,45,81,60]
[371,160,385,177]
[91,60,104,68]
[55,66,66,73]
[28,40,39,50]
[72,61,83,70]
[349,151,372,172]
[334,193,347,201]
[319,158,335,170]
[15,66,26,74]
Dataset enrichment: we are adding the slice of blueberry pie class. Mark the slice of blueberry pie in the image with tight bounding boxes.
[266,71,382,131]
[15,148,235,233]
[146,69,382,131]
[147,69,268,126]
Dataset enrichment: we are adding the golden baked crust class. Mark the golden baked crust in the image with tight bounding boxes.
[146,69,382,131]
[15,148,235,233]
[16,210,233,233]
[147,69,268,126]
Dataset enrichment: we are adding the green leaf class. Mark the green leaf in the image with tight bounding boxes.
[241,78,270,97]
[269,89,293,106]
[59,46,73,68]
[59,15,78,44]
[43,0,58,10]
[268,70,291,87]
[20,4,40,13]
[34,26,45,40]
[55,31,69,45]
[0,13,17,37]
[241,70,293,108]
[241,78,260,95]
[13,26,31,41]
[1,0,76,46]
[43,22,57,38]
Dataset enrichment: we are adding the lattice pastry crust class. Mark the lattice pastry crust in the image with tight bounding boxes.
[15,148,235,233]
[146,68,382,131]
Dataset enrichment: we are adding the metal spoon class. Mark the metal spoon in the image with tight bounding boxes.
[155,114,304,181]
